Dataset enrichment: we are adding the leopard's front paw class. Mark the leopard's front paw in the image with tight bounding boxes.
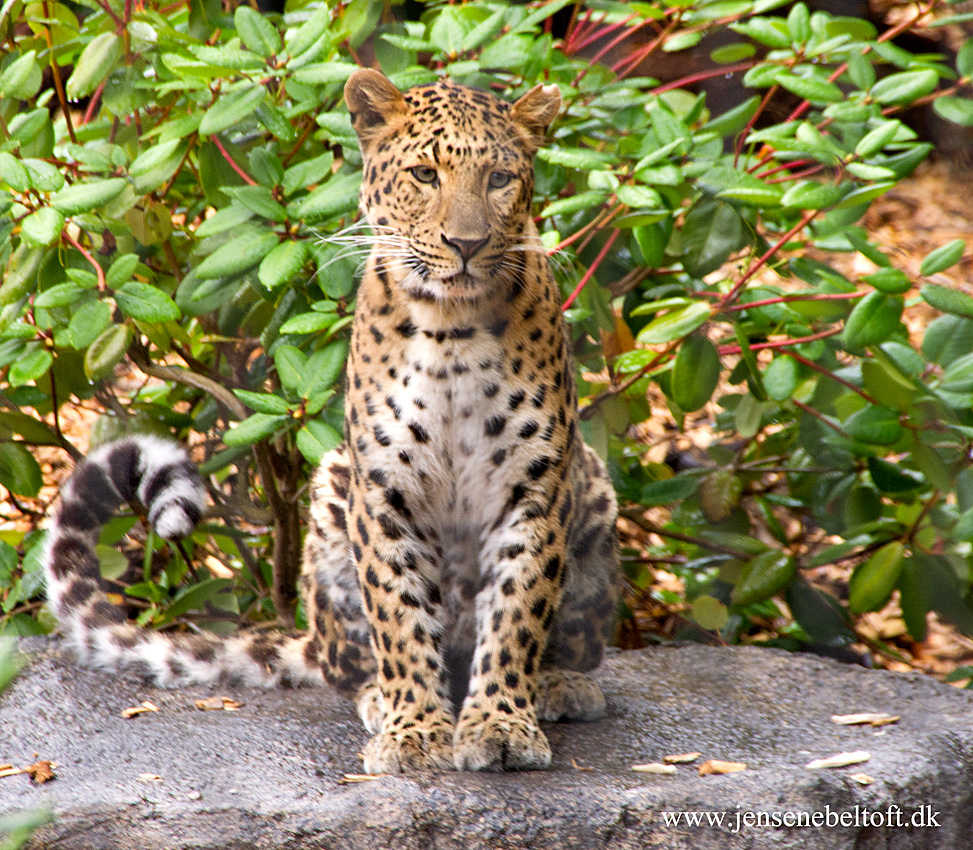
[535,669,607,722]
[453,711,552,772]
[362,726,454,774]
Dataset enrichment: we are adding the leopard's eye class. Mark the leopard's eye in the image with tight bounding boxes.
[411,165,438,184]
[488,171,513,190]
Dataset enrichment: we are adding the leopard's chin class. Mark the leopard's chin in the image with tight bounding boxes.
[402,270,498,303]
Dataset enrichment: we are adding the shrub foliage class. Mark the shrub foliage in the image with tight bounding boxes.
[2,0,973,663]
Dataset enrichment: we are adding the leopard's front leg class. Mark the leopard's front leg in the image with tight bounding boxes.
[349,483,455,773]
[453,477,572,771]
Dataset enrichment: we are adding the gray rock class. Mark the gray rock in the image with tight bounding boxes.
[2,638,972,849]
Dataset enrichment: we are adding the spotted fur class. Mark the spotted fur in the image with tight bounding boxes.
[44,71,620,773]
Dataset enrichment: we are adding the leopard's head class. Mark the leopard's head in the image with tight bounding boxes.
[344,70,560,302]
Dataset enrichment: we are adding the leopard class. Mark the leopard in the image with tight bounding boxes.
[42,69,621,773]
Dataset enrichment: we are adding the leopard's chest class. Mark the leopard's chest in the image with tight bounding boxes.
[348,316,557,530]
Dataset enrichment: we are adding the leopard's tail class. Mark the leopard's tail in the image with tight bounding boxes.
[42,435,324,688]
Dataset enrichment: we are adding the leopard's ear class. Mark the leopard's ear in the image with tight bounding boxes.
[511,83,561,150]
[344,69,407,145]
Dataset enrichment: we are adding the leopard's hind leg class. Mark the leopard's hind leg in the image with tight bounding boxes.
[537,443,620,722]
[302,448,381,731]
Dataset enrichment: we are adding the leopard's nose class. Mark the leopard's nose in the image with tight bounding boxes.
[442,234,489,262]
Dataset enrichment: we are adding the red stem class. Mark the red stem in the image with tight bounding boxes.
[717,327,841,356]
[720,290,865,314]
[717,210,818,309]
[652,61,757,96]
[212,135,257,185]
[81,79,106,126]
[561,230,619,311]
[62,231,107,291]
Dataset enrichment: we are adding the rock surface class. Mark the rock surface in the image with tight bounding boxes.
[2,638,972,849]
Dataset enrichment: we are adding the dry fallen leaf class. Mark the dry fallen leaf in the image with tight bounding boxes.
[631,763,677,775]
[850,773,875,785]
[121,701,160,719]
[0,766,23,779]
[339,773,386,784]
[194,696,243,711]
[138,773,163,782]
[664,752,702,764]
[831,713,900,727]
[570,759,594,772]
[805,751,871,770]
[698,760,747,776]
[25,760,56,784]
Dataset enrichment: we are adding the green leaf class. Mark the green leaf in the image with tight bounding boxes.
[844,405,903,446]
[66,300,112,349]
[785,580,852,645]
[164,578,233,620]
[130,139,186,194]
[295,172,361,223]
[286,4,331,57]
[34,282,84,309]
[870,69,938,106]
[106,254,140,289]
[843,292,903,352]
[196,205,255,238]
[774,72,844,104]
[732,551,796,606]
[637,301,711,345]
[198,85,266,137]
[282,152,334,196]
[233,390,290,415]
[430,5,467,55]
[273,344,307,394]
[235,6,281,57]
[66,32,121,99]
[50,178,127,216]
[920,240,966,276]
[115,282,181,323]
[296,419,343,464]
[855,121,902,158]
[0,443,42,497]
[22,158,64,192]
[897,557,928,641]
[301,340,348,398]
[709,42,756,64]
[278,312,335,335]
[540,191,609,219]
[849,541,905,613]
[920,283,973,319]
[780,180,848,210]
[680,199,746,277]
[537,147,615,170]
[8,347,51,386]
[258,240,309,292]
[729,17,791,48]
[223,413,289,446]
[0,152,30,192]
[196,231,279,280]
[863,268,911,294]
[616,184,663,210]
[0,411,59,445]
[0,51,42,100]
[20,207,64,248]
[639,474,699,505]
[763,354,799,401]
[292,61,360,85]
[689,595,728,630]
[84,323,133,381]
[867,456,923,493]
[671,332,720,412]
[225,185,288,222]
[1,245,44,305]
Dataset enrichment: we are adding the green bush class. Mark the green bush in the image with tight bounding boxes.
[2,0,972,662]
